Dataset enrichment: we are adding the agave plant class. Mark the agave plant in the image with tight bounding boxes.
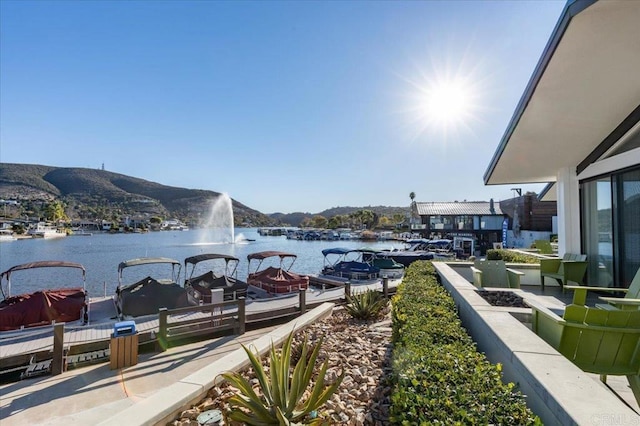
[221,329,344,425]
[345,289,389,320]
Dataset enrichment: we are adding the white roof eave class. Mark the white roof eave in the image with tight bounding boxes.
[485,0,640,186]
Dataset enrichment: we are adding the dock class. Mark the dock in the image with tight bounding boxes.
[0,279,400,379]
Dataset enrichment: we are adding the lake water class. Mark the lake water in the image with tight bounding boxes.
[0,228,403,297]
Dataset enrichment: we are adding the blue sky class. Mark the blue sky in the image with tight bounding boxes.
[0,0,565,214]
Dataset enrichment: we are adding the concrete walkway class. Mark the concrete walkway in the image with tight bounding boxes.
[0,325,280,425]
[0,310,314,426]
[1,303,336,426]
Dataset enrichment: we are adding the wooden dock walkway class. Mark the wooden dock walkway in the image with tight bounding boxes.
[0,278,400,374]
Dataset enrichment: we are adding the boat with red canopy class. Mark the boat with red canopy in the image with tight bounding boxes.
[246,251,309,295]
[0,261,88,331]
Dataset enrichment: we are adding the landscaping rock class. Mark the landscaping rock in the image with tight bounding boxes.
[167,309,393,425]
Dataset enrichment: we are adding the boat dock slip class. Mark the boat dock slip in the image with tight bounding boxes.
[0,279,401,375]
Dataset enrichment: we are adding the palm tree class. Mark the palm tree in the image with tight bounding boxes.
[409,191,416,217]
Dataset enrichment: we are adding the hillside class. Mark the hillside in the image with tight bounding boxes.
[270,206,409,227]
[0,163,275,226]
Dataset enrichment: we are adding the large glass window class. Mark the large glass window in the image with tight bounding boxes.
[454,215,474,230]
[581,178,614,286]
[618,168,640,287]
[429,215,453,230]
[581,165,640,288]
[480,216,505,230]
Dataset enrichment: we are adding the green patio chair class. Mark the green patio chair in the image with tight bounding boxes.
[566,267,640,310]
[540,253,588,291]
[528,300,640,406]
[534,239,554,254]
[470,260,523,289]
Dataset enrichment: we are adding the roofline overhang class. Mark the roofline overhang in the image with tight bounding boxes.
[483,0,597,185]
[538,183,556,201]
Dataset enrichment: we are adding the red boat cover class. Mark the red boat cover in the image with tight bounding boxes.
[0,288,86,331]
[247,267,309,293]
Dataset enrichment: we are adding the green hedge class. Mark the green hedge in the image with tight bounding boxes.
[389,261,540,424]
[486,249,540,264]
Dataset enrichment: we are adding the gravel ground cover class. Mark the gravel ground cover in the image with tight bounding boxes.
[169,309,393,425]
[476,289,528,307]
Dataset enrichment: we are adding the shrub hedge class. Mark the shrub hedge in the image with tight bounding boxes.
[486,249,540,264]
[389,261,540,424]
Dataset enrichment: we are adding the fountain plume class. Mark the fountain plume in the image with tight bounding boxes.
[200,194,235,244]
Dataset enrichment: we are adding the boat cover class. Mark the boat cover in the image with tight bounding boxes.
[247,266,309,294]
[0,288,86,331]
[186,271,248,302]
[117,276,197,317]
[1,261,86,281]
[330,261,380,279]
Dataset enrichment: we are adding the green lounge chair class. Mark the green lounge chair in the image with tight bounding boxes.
[540,253,588,291]
[470,260,523,289]
[528,300,640,406]
[534,239,553,254]
[567,267,640,310]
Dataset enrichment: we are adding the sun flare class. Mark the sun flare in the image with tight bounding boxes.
[400,61,484,145]
[420,77,474,128]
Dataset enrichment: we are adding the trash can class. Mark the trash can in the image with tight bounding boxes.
[110,320,138,370]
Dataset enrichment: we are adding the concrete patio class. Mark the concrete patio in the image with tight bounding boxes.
[436,261,639,424]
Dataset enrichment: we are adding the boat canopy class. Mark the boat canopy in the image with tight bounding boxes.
[321,247,352,257]
[1,261,86,281]
[247,251,299,274]
[184,253,239,265]
[184,253,241,282]
[118,257,181,272]
[247,251,297,261]
[321,247,380,257]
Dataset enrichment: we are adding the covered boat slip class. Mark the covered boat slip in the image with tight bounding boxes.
[184,254,248,302]
[116,257,198,318]
[0,261,88,331]
[246,251,309,294]
[319,247,404,282]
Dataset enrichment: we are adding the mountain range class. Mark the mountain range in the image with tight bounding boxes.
[0,163,408,227]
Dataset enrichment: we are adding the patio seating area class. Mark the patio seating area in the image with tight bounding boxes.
[436,261,639,423]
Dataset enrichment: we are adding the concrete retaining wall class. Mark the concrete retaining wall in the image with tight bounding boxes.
[433,262,638,425]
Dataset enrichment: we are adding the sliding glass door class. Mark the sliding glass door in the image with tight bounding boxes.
[618,168,640,287]
[581,165,640,288]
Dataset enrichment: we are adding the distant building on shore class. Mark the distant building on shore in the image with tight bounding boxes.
[410,196,557,254]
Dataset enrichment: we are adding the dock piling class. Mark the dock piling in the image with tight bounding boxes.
[52,323,65,375]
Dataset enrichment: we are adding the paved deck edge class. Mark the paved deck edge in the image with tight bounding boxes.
[96,302,336,426]
[434,262,638,425]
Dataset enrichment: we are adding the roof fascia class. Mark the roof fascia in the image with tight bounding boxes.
[576,103,640,174]
[483,0,597,184]
[538,183,555,201]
